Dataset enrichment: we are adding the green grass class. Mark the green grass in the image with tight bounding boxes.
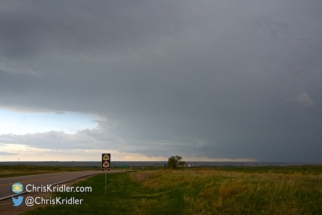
[23,166,322,215]
[130,168,322,214]
[208,165,322,175]
[23,173,184,215]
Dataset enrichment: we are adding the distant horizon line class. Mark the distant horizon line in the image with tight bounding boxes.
[1,161,321,163]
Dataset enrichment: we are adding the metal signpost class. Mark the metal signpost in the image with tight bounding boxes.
[102,153,111,195]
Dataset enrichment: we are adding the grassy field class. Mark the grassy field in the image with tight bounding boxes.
[22,166,322,215]
[0,165,100,178]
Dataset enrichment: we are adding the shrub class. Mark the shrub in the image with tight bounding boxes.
[167,155,185,169]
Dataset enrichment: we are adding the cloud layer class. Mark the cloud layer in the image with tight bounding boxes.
[1,1,322,162]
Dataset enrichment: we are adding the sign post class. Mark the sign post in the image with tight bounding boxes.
[105,172,106,195]
[102,153,111,195]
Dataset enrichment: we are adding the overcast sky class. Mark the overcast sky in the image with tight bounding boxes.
[0,1,321,162]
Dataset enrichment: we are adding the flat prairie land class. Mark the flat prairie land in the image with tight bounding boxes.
[0,165,98,178]
[23,166,322,215]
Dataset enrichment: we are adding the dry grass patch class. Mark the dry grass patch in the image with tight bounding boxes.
[129,168,322,215]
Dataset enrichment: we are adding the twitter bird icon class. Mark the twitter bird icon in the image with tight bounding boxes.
[12,196,24,207]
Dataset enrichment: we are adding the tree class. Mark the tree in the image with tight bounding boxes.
[167,155,185,169]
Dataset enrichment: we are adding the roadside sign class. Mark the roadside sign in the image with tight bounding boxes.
[102,153,111,171]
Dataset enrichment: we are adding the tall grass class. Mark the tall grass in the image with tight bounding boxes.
[130,168,322,214]
[21,166,322,215]
[23,173,185,215]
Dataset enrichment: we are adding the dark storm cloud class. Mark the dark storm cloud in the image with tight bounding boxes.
[1,1,322,162]
[0,1,191,60]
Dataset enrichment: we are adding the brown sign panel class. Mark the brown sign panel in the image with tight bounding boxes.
[102,153,111,171]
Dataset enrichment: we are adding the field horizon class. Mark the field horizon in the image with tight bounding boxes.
[2,161,322,167]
